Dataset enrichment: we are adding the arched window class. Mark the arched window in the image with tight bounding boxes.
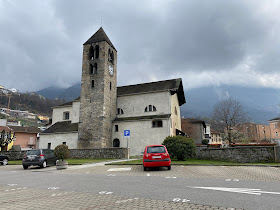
[117,108,124,115]
[113,139,120,147]
[152,120,162,128]
[89,46,94,60]
[108,49,114,63]
[93,63,97,74]
[145,105,156,112]
[95,45,99,59]
[89,64,93,74]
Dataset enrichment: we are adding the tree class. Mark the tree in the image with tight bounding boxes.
[211,98,248,145]
[162,136,196,160]
[0,130,15,151]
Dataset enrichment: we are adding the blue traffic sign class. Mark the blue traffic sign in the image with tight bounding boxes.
[124,130,130,137]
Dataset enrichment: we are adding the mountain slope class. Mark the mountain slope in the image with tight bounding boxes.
[36,84,280,124]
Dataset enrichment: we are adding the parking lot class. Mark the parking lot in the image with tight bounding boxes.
[1,164,280,209]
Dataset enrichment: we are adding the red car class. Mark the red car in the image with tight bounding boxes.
[143,145,171,171]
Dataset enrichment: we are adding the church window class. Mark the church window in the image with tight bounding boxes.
[152,120,162,128]
[93,63,97,74]
[91,80,95,88]
[108,49,114,63]
[63,142,66,145]
[89,64,93,74]
[113,139,120,147]
[117,108,124,115]
[115,125,118,132]
[95,45,99,59]
[63,112,70,120]
[175,107,178,116]
[145,105,156,112]
[48,143,51,149]
[110,82,112,90]
[89,46,94,60]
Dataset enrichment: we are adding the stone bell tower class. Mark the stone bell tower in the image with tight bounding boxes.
[78,27,117,148]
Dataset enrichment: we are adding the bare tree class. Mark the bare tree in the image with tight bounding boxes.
[211,98,248,145]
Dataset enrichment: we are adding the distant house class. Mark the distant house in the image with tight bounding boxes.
[9,126,40,150]
[210,130,223,146]
[268,117,280,144]
[233,122,271,143]
[181,118,206,145]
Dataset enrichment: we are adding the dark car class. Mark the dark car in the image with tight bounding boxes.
[143,145,171,171]
[22,149,57,169]
[0,155,9,166]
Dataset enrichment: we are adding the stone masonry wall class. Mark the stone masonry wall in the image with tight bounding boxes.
[196,146,279,163]
[1,148,128,160]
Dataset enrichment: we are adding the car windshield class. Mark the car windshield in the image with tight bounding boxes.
[147,146,166,153]
[26,150,40,155]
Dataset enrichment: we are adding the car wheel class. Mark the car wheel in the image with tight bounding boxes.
[23,165,29,170]
[167,165,171,170]
[2,159,8,166]
[41,161,47,168]
[144,167,147,171]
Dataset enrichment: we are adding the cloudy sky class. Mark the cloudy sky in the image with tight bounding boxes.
[1,0,280,92]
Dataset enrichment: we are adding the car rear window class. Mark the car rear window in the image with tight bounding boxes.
[26,150,41,155]
[147,146,166,153]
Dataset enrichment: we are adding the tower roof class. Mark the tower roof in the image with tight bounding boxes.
[84,27,116,50]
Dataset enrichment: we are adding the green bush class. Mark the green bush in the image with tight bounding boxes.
[54,144,70,161]
[202,139,209,145]
[162,136,196,160]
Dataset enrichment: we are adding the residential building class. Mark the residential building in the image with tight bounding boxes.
[268,117,280,144]
[181,118,206,145]
[210,130,223,145]
[38,27,186,156]
[0,125,14,151]
[233,122,271,143]
[10,126,40,150]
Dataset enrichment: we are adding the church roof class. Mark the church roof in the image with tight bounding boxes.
[41,121,78,134]
[114,114,171,122]
[117,78,186,106]
[9,126,40,134]
[84,27,116,50]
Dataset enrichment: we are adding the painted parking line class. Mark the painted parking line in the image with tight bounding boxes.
[107,167,131,172]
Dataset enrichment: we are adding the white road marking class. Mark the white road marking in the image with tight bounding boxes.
[48,187,59,190]
[86,172,89,174]
[187,186,280,196]
[107,174,116,176]
[233,179,239,181]
[8,184,17,186]
[147,173,150,176]
[99,191,113,195]
[166,176,176,179]
[107,167,131,172]
[225,179,231,181]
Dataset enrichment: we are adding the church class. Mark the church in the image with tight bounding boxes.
[38,27,186,156]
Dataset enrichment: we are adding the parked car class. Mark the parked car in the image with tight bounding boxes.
[143,145,171,171]
[0,155,9,166]
[22,149,57,169]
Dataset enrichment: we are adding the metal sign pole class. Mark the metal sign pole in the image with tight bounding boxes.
[127,137,129,161]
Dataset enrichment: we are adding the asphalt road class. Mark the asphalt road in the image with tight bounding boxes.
[0,164,280,209]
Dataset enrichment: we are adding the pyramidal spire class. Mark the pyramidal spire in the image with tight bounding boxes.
[84,27,116,50]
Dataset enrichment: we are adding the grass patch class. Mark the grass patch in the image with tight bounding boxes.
[8,159,115,165]
[107,158,280,166]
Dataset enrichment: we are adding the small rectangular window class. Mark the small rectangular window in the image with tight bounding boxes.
[115,125,118,132]
[48,143,51,149]
[92,80,95,88]
[63,142,66,145]
[63,112,70,120]
[152,120,163,128]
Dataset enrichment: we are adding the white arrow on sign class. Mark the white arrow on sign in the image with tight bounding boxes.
[187,186,280,196]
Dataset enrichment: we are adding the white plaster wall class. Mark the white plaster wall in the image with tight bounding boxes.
[72,101,80,123]
[170,93,181,135]
[117,91,171,118]
[112,119,170,156]
[52,106,73,125]
[38,133,78,149]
